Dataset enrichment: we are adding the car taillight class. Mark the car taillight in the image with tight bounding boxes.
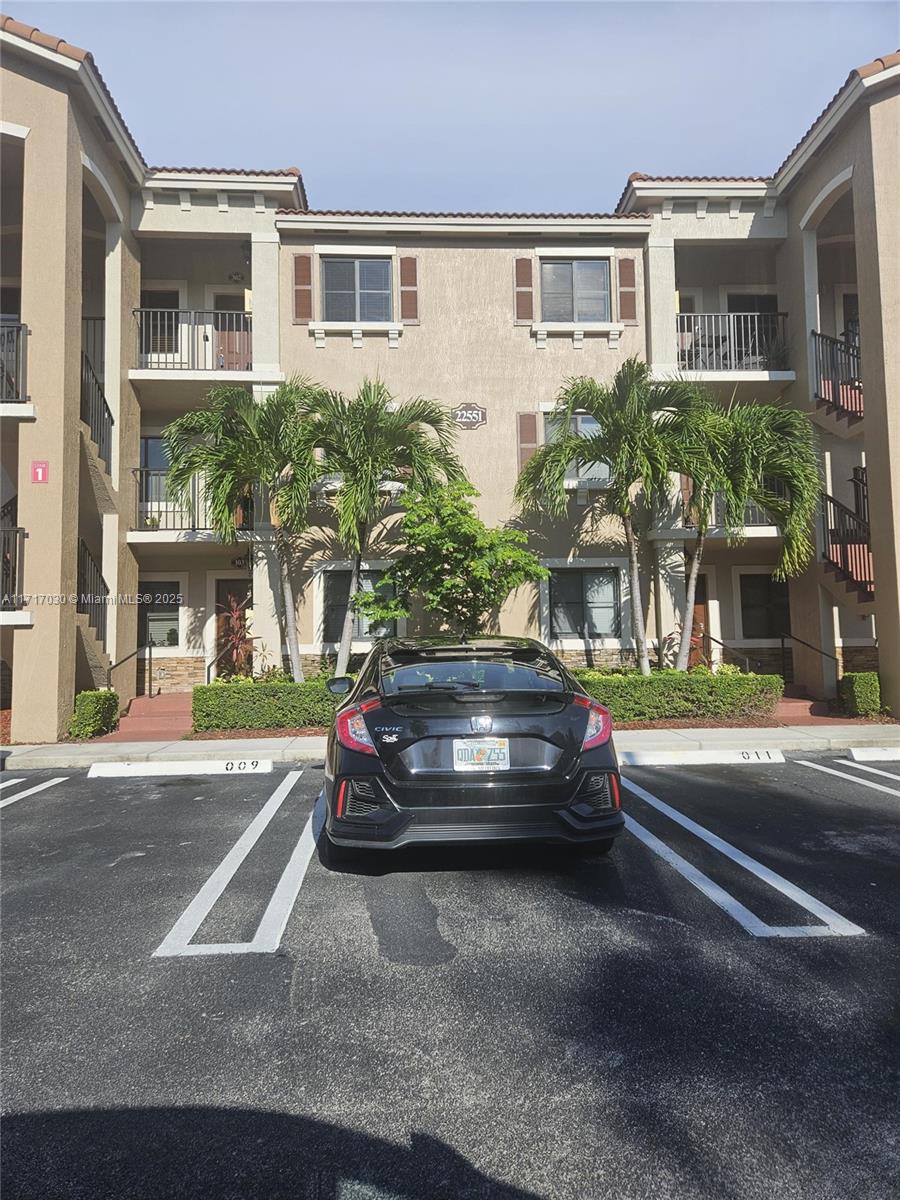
[335,779,348,818]
[335,698,381,755]
[573,694,612,750]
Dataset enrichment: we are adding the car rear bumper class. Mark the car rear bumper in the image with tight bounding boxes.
[326,772,624,850]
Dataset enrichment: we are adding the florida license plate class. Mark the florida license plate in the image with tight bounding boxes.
[452,737,510,772]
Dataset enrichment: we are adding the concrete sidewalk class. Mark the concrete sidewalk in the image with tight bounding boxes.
[3,723,900,770]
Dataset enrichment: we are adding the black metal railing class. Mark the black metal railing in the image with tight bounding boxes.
[77,538,109,649]
[778,632,838,684]
[82,318,105,385]
[1,527,26,611]
[851,466,868,524]
[677,312,789,371]
[134,309,253,371]
[1,322,27,402]
[133,468,254,532]
[811,330,863,420]
[107,643,152,693]
[0,495,17,526]
[80,351,114,472]
[821,491,874,596]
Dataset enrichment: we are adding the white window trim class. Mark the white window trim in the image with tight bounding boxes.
[203,283,248,312]
[730,565,789,647]
[313,560,407,652]
[537,404,612,492]
[314,244,396,256]
[534,246,615,258]
[533,252,620,347]
[308,320,403,349]
[539,558,633,650]
[138,570,193,658]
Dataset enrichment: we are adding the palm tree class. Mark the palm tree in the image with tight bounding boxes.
[674,401,821,671]
[296,379,465,676]
[163,382,323,682]
[515,358,701,676]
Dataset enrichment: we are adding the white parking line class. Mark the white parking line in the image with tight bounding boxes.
[622,777,865,938]
[796,759,900,798]
[0,777,66,810]
[154,770,313,958]
[0,778,25,791]
[838,760,900,784]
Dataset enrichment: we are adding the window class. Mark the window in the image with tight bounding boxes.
[381,647,566,694]
[322,258,392,322]
[549,569,620,638]
[139,437,169,503]
[544,412,610,485]
[139,289,180,355]
[540,260,611,323]
[739,573,790,639]
[323,571,396,642]
[138,580,181,648]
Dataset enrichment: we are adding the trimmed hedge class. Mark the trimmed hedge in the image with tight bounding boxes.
[69,690,120,739]
[839,671,881,718]
[572,667,784,722]
[192,679,336,732]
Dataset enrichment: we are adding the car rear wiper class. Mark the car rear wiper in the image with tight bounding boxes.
[396,681,482,691]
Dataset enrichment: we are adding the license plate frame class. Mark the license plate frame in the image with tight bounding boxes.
[452,737,510,772]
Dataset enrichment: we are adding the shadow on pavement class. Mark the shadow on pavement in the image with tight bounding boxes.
[1,1105,542,1200]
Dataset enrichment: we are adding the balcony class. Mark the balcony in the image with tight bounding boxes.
[1,322,28,409]
[130,468,255,539]
[133,309,253,372]
[676,312,791,374]
[811,331,863,427]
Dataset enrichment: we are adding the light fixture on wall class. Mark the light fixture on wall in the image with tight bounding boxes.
[228,271,245,283]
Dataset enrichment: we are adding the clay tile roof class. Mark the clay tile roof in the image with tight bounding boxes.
[1,12,147,168]
[615,172,770,211]
[276,208,650,219]
[773,50,900,179]
[148,166,302,178]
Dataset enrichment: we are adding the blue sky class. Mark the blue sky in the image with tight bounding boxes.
[10,1,899,210]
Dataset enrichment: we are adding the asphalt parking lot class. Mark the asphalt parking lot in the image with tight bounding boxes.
[1,754,899,1200]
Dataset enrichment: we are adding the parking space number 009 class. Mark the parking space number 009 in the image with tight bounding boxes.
[225,760,260,772]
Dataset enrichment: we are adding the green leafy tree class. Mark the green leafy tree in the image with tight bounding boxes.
[355,482,549,636]
[296,379,465,675]
[515,358,701,676]
[675,401,821,671]
[163,382,323,682]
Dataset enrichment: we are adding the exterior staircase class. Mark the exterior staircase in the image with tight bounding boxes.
[811,331,863,437]
[819,491,874,613]
[75,612,111,689]
[98,692,193,742]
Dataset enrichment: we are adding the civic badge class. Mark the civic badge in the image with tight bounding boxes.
[471,715,493,734]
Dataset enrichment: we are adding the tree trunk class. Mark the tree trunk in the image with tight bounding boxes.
[276,530,304,683]
[623,512,651,676]
[675,531,705,671]
[335,548,362,678]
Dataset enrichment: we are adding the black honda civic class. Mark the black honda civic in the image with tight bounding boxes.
[323,636,623,856]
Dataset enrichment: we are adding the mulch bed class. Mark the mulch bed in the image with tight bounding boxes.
[0,710,10,745]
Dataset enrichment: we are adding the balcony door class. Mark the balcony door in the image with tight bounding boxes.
[139,288,182,367]
[207,290,251,371]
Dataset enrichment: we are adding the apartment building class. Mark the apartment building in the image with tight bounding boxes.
[1,14,897,742]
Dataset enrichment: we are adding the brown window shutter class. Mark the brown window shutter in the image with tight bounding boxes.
[514,258,534,323]
[517,412,540,470]
[293,254,313,323]
[399,256,418,322]
[617,257,637,323]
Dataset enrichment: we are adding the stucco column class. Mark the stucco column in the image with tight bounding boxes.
[251,232,280,374]
[11,100,83,743]
[104,221,123,485]
[644,237,677,374]
[855,101,900,714]
[801,229,821,404]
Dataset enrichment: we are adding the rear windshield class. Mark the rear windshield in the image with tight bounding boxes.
[380,653,566,694]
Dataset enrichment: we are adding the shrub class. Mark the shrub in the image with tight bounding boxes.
[192,679,336,732]
[839,672,881,718]
[69,690,120,739]
[571,667,783,723]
